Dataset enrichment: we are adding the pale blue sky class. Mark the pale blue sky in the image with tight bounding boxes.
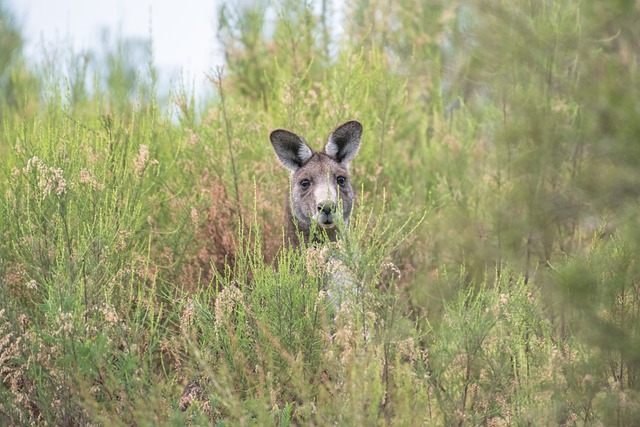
[6,0,346,100]
[8,0,222,96]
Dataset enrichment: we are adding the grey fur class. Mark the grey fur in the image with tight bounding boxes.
[270,121,363,246]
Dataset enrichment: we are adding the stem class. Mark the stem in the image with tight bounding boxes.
[59,197,75,284]
[212,67,243,223]
[458,356,472,427]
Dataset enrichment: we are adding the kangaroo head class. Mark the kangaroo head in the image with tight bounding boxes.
[270,121,363,241]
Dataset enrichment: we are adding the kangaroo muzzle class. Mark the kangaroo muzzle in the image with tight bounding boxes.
[316,201,337,228]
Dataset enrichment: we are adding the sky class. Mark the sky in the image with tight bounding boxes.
[7,0,223,97]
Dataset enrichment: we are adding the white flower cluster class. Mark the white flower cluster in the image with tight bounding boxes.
[25,156,66,198]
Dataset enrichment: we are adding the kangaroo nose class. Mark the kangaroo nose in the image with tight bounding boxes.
[318,202,335,215]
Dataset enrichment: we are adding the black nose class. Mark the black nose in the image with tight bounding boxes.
[317,202,335,215]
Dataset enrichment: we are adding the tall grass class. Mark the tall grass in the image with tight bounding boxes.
[1,0,639,425]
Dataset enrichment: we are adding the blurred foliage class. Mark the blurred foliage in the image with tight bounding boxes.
[0,0,39,121]
[1,0,640,424]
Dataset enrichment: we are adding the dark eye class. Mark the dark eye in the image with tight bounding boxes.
[337,176,347,186]
[300,179,311,189]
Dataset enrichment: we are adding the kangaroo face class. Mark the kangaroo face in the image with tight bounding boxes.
[270,121,362,240]
[290,153,354,230]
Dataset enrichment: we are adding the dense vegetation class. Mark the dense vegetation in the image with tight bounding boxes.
[1,0,640,425]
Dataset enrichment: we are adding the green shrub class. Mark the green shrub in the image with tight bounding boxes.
[1,0,639,424]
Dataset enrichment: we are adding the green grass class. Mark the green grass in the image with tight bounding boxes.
[1,0,640,425]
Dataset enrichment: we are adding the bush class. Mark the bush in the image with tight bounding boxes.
[1,0,639,424]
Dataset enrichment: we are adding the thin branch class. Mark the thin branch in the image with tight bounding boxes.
[208,67,243,224]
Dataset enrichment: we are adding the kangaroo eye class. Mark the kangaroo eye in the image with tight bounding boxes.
[300,179,311,189]
[337,176,347,186]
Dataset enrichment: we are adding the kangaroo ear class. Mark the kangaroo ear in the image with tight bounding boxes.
[324,120,362,165]
[270,129,313,171]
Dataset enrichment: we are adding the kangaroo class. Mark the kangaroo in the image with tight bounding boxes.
[270,120,363,246]
[179,122,363,410]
